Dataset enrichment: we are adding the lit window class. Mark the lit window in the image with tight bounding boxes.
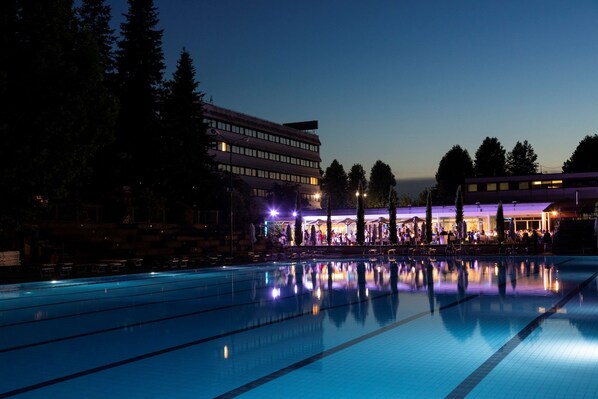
[499,182,509,191]
[519,182,529,190]
[487,183,497,191]
[467,184,477,192]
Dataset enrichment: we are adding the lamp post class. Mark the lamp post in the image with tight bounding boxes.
[210,129,249,258]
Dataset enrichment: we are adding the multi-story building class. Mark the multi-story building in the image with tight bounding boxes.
[464,172,598,208]
[203,103,322,208]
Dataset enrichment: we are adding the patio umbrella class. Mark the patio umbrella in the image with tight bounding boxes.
[341,217,356,225]
[400,216,424,224]
[342,218,355,234]
[308,219,326,226]
[462,220,467,239]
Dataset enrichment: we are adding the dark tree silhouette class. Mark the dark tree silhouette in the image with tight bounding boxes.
[455,185,464,240]
[356,183,365,245]
[348,163,368,197]
[0,0,116,227]
[474,137,506,177]
[114,0,165,195]
[506,140,538,176]
[368,160,396,208]
[77,0,116,76]
[294,192,303,246]
[160,49,218,217]
[563,134,598,173]
[388,187,398,244]
[321,159,349,209]
[435,145,474,204]
[326,195,332,245]
[496,201,505,244]
[425,189,433,244]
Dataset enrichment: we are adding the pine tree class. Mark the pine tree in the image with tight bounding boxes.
[77,0,116,77]
[1,0,116,226]
[506,140,538,176]
[160,48,215,215]
[114,0,165,194]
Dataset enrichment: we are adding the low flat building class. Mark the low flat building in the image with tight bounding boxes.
[464,172,598,206]
[203,103,322,208]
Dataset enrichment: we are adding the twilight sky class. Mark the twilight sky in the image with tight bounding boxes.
[108,0,598,189]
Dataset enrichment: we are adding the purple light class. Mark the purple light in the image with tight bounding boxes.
[269,209,279,217]
[292,211,297,217]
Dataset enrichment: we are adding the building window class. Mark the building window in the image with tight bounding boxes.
[499,182,509,191]
[467,184,477,192]
[519,182,529,190]
[487,183,497,191]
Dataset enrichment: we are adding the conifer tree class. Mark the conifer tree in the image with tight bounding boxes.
[388,187,398,244]
[1,0,116,226]
[496,201,505,244]
[455,185,464,239]
[326,195,332,245]
[294,192,303,246]
[425,189,433,244]
[161,48,216,215]
[114,0,165,195]
[356,183,365,245]
[77,0,116,77]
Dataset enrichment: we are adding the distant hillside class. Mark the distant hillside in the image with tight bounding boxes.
[395,177,436,198]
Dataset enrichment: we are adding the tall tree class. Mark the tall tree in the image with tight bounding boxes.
[368,160,396,208]
[321,159,348,209]
[435,145,474,204]
[506,140,538,176]
[388,187,398,245]
[0,0,116,227]
[356,182,365,245]
[347,163,368,196]
[114,0,165,194]
[161,48,216,214]
[563,134,598,173]
[425,188,432,245]
[77,0,116,77]
[496,201,505,244]
[326,195,332,245]
[474,137,506,177]
[294,192,303,246]
[455,185,464,240]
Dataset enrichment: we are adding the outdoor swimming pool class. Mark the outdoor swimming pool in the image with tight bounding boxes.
[1,255,598,398]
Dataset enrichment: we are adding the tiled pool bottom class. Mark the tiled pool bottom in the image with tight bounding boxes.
[1,256,597,398]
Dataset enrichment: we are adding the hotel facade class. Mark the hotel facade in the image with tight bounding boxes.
[203,103,322,208]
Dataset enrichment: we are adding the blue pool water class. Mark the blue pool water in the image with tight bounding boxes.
[1,256,598,398]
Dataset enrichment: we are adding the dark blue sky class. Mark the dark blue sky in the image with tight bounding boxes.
[108,0,598,190]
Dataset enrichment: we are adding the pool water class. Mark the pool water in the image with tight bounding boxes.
[1,256,598,398]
